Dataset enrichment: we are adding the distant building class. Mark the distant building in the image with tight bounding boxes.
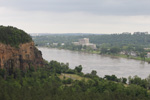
[130,51,137,57]
[120,51,137,57]
[79,38,89,45]
[72,38,97,49]
[53,43,58,46]
[120,51,126,55]
[61,43,65,46]
[86,43,97,50]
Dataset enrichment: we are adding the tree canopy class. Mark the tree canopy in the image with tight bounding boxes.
[0,26,32,47]
[1,60,150,100]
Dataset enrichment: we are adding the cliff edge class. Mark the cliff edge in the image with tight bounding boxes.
[0,26,44,71]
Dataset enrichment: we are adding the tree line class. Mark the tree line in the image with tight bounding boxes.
[33,33,150,47]
[1,60,150,100]
[33,33,150,61]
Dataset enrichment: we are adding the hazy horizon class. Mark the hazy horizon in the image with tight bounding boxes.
[1,0,150,34]
[30,31,149,35]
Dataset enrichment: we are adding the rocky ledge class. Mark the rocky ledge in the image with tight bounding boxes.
[0,41,44,71]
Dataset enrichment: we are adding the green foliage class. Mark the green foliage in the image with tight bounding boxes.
[128,76,148,89]
[75,65,82,73]
[100,47,108,54]
[0,26,32,47]
[84,70,99,79]
[33,33,150,56]
[110,47,120,54]
[0,69,6,78]
[0,61,150,100]
[33,33,150,48]
[91,70,97,76]
[62,78,73,84]
[49,60,70,74]
[122,77,127,84]
[104,75,118,81]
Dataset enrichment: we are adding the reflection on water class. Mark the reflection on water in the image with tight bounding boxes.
[38,47,150,79]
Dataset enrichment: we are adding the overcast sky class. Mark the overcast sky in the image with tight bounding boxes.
[0,0,150,34]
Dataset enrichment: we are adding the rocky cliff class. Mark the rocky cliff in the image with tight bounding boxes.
[0,26,44,71]
[0,42,44,70]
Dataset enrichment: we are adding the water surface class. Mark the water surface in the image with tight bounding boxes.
[38,47,150,79]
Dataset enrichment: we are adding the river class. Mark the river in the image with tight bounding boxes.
[38,47,150,79]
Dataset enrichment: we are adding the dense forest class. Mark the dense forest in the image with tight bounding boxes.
[0,26,32,47]
[33,33,150,47]
[1,60,150,100]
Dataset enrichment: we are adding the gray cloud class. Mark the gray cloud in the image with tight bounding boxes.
[0,0,150,15]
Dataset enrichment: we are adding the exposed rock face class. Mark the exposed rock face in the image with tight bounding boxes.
[0,42,44,70]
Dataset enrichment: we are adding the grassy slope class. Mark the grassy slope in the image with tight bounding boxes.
[59,73,89,81]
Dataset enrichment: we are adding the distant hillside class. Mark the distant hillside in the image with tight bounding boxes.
[33,33,150,47]
[30,33,105,36]
[0,26,32,47]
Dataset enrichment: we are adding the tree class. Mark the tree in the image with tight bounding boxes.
[91,70,97,76]
[104,75,118,82]
[122,78,127,84]
[110,47,120,54]
[75,65,82,73]
[140,52,146,61]
[100,47,108,54]
[146,75,150,89]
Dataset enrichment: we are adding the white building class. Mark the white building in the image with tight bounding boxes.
[79,38,89,45]
[72,38,97,49]
[130,51,137,57]
[53,43,58,46]
[86,43,97,50]
[61,43,65,46]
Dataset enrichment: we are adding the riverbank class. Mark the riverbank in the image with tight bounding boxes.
[117,54,150,62]
[82,50,150,63]
[38,46,150,78]
[44,46,101,54]
[39,46,150,63]
[101,54,150,63]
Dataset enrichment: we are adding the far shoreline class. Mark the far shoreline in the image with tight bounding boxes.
[37,46,150,63]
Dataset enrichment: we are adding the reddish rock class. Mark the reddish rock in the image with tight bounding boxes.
[0,42,44,70]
